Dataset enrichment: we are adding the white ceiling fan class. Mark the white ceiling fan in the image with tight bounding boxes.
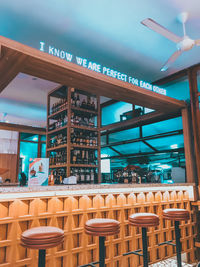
[141,12,200,71]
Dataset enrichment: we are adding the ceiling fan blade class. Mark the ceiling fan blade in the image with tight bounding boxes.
[141,18,182,43]
[195,39,200,46]
[161,50,182,71]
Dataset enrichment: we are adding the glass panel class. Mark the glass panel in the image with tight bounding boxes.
[112,142,152,154]
[41,143,46,158]
[109,128,139,143]
[197,70,200,93]
[40,135,46,142]
[102,102,132,125]
[147,134,184,151]
[19,141,38,179]
[142,117,183,137]
[20,133,39,142]
[162,77,190,101]
[0,130,18,154]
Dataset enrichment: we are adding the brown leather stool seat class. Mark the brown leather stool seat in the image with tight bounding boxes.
[129,213,159,227]
[85,218,120,236]
[21,226,64,250]
[163,208,190,221]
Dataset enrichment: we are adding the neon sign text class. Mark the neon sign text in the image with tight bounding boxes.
[39,41,166,95]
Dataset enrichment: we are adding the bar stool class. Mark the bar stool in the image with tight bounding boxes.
[21,226,64,267]
[159,208,190,267]
[80,218,120,267]
[123,213,159,267]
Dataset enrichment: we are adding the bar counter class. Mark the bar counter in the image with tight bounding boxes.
[0,183,196,267]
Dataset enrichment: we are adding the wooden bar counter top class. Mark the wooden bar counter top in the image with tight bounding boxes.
[0,183,196,266]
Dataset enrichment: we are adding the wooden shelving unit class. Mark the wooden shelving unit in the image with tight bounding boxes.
[46,86,101,184]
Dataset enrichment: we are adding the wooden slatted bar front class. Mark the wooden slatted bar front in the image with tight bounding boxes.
[0,184,195,267]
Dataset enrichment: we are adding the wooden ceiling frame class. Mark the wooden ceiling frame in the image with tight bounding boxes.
[0,122,46,135]
[0,36,186,113]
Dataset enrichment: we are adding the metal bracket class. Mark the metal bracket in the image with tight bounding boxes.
[79,261,99,267]
[123,249,143,257]
[158,240,176,247]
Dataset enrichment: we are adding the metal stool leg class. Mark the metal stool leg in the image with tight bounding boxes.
[99,236,105,267]
[142,227,148,267]
[38,249,46,267]
[175,221,182,267]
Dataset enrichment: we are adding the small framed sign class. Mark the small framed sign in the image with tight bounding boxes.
[28,158,49,186]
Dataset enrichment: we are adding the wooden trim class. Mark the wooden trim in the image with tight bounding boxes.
[0,36,186,112]
[16,132,20,182]
[0,122,46,135]
[100,99,118,108]
[188,69,200,185]
[38,135,41,157]
[0,47,27,93]
[67,87,72,177]
[97,95,101,183]
[181,108,197,184]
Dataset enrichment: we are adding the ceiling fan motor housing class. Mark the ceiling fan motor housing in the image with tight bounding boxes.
[176,36,195,51]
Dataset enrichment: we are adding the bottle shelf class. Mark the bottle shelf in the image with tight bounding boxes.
[49,164,67,168]
[47,144,67,151]
[70,164,98,168]
[71,106,97,115]
[47,86,100,183]
[71,144,98,150]
[48,107,68,119]
[71,125,97,131]
[47,125,67,134]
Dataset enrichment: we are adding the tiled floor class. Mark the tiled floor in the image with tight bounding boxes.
[150,258,196,266]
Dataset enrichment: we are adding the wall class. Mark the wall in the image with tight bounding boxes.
[0,153,18,182]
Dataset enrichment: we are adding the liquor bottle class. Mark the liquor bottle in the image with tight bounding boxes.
[88,115,94,128]
[84,150,89,164]
[91,99,95,111]
[72,150,77,164]
[79,132,83,145]
[91,168,95,182]
[89,132,93,146]
[87,96,91,110]
[76,94,80,107]
[81,98,86,109]
[80,168,85,182]
[71,112,75,125]
[85,168,90,182]
[71,92,75,106]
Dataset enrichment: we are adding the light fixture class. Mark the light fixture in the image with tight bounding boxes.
[170,144,178,149]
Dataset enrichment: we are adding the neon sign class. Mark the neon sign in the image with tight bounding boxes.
[39,41,166,96]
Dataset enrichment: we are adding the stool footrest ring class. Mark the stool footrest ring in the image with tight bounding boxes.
[158,240,176,247]
[79,261,99,267]
[123,249,143,257]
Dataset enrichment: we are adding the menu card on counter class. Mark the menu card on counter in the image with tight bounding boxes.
[28,158,49,186]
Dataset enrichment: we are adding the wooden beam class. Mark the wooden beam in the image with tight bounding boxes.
[0,36,186,112]
[142,140,158,152]
[109,146,123,156]
[101,130,182,148]
[100,99,118,108]
[181,108,197,184]
[153,62,200,86]
[101,110,181,135]
[0,122,46,135]
[188,69,200,186]
[102,148,184,159]
[0,46,27,93]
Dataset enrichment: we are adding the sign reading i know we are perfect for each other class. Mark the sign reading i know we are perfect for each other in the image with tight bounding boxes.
[39,41,167,96]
